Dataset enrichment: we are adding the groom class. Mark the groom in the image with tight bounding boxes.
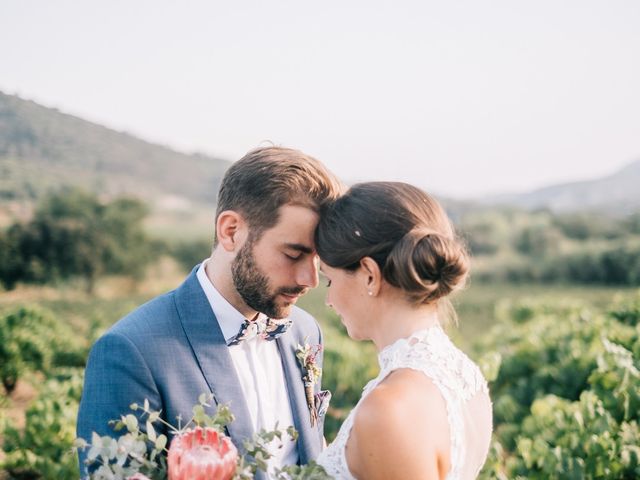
[76,146,343,477]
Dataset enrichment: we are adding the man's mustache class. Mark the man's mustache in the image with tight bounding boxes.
[278,286,308,296]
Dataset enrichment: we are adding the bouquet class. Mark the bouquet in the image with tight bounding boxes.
[75,393,331,480]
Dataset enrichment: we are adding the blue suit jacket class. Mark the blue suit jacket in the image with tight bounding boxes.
[76,266,324,478]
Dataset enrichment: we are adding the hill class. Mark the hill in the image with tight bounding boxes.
[0,91,231,213]
[482,159,640,214]
[3,90,638,220]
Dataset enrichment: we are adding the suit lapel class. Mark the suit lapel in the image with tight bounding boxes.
[174,268,254,451]
[276,326,320,464]
[174,267,321,469]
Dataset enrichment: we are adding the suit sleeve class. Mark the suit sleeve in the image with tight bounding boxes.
[76,331,161,477]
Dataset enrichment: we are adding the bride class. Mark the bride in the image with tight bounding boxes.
[315,182,492,480]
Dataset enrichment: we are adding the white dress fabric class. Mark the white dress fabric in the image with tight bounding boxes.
[317,325,492,480]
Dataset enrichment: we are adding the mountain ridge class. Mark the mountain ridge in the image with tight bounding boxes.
[0,91,231,209]
[479,158,640,214]
[1,91,638,217]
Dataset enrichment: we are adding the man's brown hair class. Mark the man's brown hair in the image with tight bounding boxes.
[215,146,343,243]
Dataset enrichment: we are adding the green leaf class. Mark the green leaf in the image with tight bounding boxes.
[155,434,167,451]
[146,421,156,442]
[125,414,138,432]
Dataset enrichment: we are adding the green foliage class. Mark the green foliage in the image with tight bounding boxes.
[609,294,640,327]
[549,243,640,285]
[460,210,513,255]
[167,238,212,272]
[479,294,640,479]
[514,224,562,257]
[321,318,378,440]
[0,306,84,393]
[1,370,83,479]
[552,212,621,240]
[0,188,154,292]
[624,212,640,235]
[2,278,639,478]
[461,208,640,286]
[77,394,331,480]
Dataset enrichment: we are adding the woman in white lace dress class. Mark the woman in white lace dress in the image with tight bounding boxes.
[314,182,492,480]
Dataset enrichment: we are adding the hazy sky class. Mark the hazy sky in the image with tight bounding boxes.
[1,1,639,198]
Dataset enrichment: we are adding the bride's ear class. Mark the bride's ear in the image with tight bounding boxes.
[359,257,382,297]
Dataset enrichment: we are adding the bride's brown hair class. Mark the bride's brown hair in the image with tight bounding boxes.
[316,182,469,307]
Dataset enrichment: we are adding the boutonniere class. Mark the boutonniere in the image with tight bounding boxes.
[295,340,323,427]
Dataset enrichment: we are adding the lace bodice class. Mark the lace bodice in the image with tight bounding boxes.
[316,325,492,479]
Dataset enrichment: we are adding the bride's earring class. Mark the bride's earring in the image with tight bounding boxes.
[360,257,380,298]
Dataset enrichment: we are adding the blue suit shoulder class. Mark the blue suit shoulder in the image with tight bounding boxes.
[288,305,323,346]
[289,305,319,329]
[106,289,179,339]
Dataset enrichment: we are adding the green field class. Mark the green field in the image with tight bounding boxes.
[2,270,639,478]
[304,280,637,352]
[2,274,634,357]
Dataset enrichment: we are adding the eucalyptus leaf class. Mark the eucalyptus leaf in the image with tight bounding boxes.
[155,434,167,451]
[146,421,156,442]
[125,414,138,432]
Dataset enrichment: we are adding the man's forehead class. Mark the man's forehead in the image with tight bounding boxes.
[260,204,319,240]
[276,204,320,222]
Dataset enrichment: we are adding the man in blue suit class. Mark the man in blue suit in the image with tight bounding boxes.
[77,146,343,478]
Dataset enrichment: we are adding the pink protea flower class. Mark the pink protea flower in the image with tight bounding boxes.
[168,427,238,480]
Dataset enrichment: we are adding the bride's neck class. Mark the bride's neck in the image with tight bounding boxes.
[369,300,440,352]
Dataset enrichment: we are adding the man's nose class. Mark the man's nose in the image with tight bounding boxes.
[297,256,319,288]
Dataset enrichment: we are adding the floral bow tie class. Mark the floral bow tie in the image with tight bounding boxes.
[227,316,292,346]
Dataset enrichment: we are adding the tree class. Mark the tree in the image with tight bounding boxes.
[0,188,153,292]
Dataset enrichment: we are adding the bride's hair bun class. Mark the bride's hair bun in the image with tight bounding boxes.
[316,181,470,306]
[383,228,469,304]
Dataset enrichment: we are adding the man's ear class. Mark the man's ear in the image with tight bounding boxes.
[215,211,247,252]
[359,257,382,296]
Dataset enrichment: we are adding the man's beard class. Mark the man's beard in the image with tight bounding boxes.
[231,238,306,319]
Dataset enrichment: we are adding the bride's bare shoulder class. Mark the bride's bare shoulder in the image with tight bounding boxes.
[346,368,451,479]
[359,368,449,431]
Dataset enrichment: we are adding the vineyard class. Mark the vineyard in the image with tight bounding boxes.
[1,278,638,479]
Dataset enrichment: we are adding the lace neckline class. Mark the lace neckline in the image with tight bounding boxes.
[317,321,491,480]
[377,323,445,369]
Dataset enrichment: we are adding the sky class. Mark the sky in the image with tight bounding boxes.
[1,0,639,198]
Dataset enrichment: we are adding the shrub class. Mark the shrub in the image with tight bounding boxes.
[0,307,86,393]
[479,294,640,479]
[1,370,83,479]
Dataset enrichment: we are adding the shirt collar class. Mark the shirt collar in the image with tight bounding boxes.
[196,258,268,343]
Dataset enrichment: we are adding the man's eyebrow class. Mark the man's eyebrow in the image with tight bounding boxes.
[284,243,314,255]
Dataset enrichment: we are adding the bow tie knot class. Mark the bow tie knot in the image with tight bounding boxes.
[227,316,292,346]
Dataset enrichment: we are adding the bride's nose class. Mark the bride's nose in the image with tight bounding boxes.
[325,293,333,308]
